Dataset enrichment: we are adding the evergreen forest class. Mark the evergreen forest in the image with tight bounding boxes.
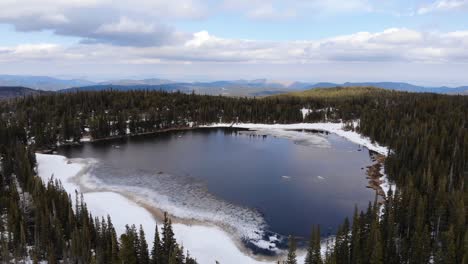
[0,88,466,263]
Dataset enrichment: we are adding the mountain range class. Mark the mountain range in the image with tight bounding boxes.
[0,75,467,96]
[0,75,94,91]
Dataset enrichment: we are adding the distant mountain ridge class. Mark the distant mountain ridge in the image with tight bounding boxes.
[0,86,50,99]
[0,75,467,95]
[67,81,468,96]
[0,75,95,91]
[61,84,192,93]
[99,78,174,86]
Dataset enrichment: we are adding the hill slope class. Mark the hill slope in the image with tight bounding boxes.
[0,86,49,99]
[273,86,391,98]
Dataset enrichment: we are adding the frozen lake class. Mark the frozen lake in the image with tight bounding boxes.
[58,128,375,254]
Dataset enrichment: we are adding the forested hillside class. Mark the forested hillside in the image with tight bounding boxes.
[0,90,466,263]
[273,86,389,99]
[0,86,48,100]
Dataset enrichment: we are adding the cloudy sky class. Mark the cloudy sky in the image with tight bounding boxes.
[1,0,468,85]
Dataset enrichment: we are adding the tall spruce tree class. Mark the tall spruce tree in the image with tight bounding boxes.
[305,225,322,264]
[139,225,150,264]
[151,224,162,264]
[286,235,297,264]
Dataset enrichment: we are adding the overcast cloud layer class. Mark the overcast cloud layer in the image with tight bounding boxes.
[0,0,468,84]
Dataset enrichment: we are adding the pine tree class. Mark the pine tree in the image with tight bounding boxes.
[120,225,138,264]
[162,213,176,261]
[151,224,162,264]
[369,217,383,264]
[185,251,197,264]
[334,218,350,264]
[108,216,120,263]
[305,225,322,264]
[139,225,150,264]
[286,235,297,264]
[350,206,361,264]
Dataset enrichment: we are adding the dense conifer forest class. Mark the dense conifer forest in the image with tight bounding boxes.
[0,88,467,263]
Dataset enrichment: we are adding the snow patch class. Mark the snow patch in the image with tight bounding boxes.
[300,108,311,119]
[203,122,389,155]
[36,154,90,198]
[80,136,91,142]
[379,164,395,195]
[240,129,330,148]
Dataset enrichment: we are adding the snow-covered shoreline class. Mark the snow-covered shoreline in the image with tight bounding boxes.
[202,122,388,155]
[77,167,270,251]
[36,153,305,263]
[35,122,394,263]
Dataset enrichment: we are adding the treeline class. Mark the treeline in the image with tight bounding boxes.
[284,92,467,264]
[0,117,196,262]
[1,89,467,263]
[354,93,467,263]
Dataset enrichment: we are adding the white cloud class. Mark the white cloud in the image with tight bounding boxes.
[222,0,372,20]
[0,0,203,46]
[185,31,227,47]
[417,0,468,14]
[2,28,467,66]
[370,28,423,44]
[304,0,372,13]
[0,43,63,62]
[247,5,296,20]
[39,14,70,24]
[96,17,156,34]
[222,0,297,20]
[0,0,98,18]
[0,0,204,20]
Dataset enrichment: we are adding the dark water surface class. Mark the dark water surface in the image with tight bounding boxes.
[58,128,375,241]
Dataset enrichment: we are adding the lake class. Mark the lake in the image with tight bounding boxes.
[58,128,375,253]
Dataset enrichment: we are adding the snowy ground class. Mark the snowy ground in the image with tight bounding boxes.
[35,122,393,264]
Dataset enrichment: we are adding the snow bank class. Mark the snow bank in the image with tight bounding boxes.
[172,224,305,264]
[36,154,88,196]
[203,122,389,155]
[85,192,157,245]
